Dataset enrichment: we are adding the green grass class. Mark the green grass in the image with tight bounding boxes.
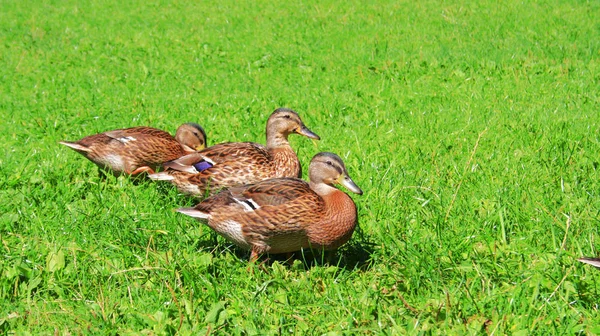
[1,0,600,333]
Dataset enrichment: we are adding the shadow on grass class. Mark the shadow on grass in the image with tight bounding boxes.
[295,241,377,271]
[240,238,378,272]
[186,232,377,272]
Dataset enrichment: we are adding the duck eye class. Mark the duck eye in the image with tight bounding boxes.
[283,115,291,119]
[326,161,333,166]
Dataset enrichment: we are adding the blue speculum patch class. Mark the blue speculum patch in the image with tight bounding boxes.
[193,161,213,172]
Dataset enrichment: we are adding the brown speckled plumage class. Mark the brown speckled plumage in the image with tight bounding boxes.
[176,152,363,261]
[149,108,319,196]
[60,123,207,175]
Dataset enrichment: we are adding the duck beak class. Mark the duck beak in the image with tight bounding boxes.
[297,125,320,140]
[195,144,206,151]
[338,174,363,195]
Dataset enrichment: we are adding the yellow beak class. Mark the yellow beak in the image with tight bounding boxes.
[337,174,363,195]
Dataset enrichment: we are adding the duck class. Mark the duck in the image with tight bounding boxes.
[176,152,363,261]
[60,123,207,176]
[148,108,320,196]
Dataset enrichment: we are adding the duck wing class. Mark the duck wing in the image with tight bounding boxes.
[103,126,174,144]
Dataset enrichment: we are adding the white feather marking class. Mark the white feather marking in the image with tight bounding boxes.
[148,172,175,181]
[200,155,215,165]
[176,207,209,219]
[117,136,137,143]
[234,197,260,212]
[234,198,253,212]
[246,198,260,210]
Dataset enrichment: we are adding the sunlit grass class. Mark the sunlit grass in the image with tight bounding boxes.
[1,0,599,333]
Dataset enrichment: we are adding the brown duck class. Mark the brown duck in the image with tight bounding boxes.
[148,108,319,196]
[176,152,363,261]
[60,123,207,175]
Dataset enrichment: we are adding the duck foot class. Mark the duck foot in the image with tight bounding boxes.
[130,166,155,175]
[246,247,272,272]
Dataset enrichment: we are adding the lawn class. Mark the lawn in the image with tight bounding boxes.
[1,0,599,334]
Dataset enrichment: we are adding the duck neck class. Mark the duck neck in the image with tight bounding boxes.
[266,129,290,149]
[308,184,358,249]
[267,130,301,178]
[270,146,301,178]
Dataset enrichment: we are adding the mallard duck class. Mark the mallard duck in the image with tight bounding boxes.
[60,123,207,175]
[148,108,319,196]
[176,152,363,261]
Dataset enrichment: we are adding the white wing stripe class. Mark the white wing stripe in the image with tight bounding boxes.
[233,197,260,212]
